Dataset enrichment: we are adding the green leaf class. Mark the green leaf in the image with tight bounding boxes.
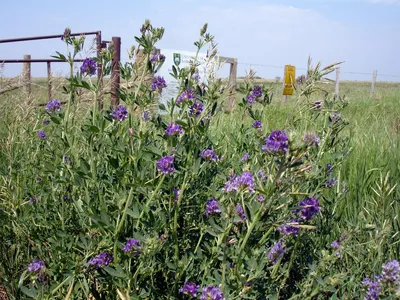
[20,286,38,298]
[103,266,126,278]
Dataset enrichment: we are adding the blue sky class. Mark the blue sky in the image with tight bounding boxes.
[1,0,399,81]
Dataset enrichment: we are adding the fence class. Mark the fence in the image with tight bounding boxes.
[237,61,400,99]
[0,31,122,109]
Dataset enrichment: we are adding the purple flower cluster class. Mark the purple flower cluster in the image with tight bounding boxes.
[142,110,151,121]
[252,120,262,128]
[111,105,128,121]
[27,259,45,272]
[122,238,142,253]
[296,75,306,85]
[179,282,200,297]
[362,278,381,300]
[200,149,219,161]
[246,86,263,105]
[224,171,255,193]
[199,285,224,300]
[45,99,61,113]
[151,76,167,93]
[278,220,301,237]
[150,53,166,63]
[381,259,400,284]
[262,130,289,153]
[37,130,46,140]
[156,156,175,174]
[326,178,338,188]
[293,197,321,220]
[362,259,400,299]
[303,133,320,147]
[268,240,286,264]
[193,73,200,82]
[189,101,204,117]
[165,122,184,136]
[177,88,195,105]
[88,252,113,268]
[205,199,221,216]
[236,203,246,223]
[80,58,97,76]
[43,119,50,125]
[257,194,265,202]
[174,189,181,202]
[241,153,250,161]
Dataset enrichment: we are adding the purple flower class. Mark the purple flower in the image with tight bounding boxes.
[200,149,219,161]
[326,178,338,188]
[122,239,142,253]
[327,163,333,175]
[179,282,200,297]
[223,171,255,193]
[331,240,340,249]
[36,177,42,183]
[236,203,246,223]
[303,133,320,147]
[312,101,322,110]
[257,194,265,202]
[150,54,166,63]
[111,105,128,121]
[177,88,195,105]
[27,259,45,272]
[246,86,263,105]
[381,259,400,284]
[262,130,289,153]
[268,241,286,264]
[241,153,250,161]
[80,58,97,76]
[29,195,38,204]
[293,197,321,220]
[45,99,61,113]
[205,199,221,216]
[165,122,184,136]
[278,220,301,237]
[88,252,113,268]
[199,285,224,300]
[252,120,262,128]
[297,75,306,85]
[246,93,256,105]
[152,76,167,93]
[142,110,151,121]
[37,130,46,140]
[64,156,70,164]
[174,189,181,202]
[329,112,342,124]
[189,101,204,117]
[257,170,267,182]
[156,156,175,174]
[362,278,381,300]
[43,119,50,125]
[193,73,200,82]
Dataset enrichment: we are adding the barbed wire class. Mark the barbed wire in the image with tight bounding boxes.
[237,62,400,78]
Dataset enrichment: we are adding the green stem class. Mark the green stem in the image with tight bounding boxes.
[114,186,135,260]
[135,175,165,228]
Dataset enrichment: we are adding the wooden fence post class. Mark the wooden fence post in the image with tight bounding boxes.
[370,70,377,97]
[335,67,340,99]
[111,36,121,108]
[23,54,31,95]
[227,58,237,112]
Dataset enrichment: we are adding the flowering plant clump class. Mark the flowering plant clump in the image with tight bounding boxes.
[45,99,61,113]
[80,58,97,76]
[165,122,184,136]
[2,21,390,300]
[262,130,289,153]
[156,155,175,174]
[177,88,196,105]
[151,76,167,93]
[111,105,128,121]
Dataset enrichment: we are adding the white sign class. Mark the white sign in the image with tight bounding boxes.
[156,49,208,108]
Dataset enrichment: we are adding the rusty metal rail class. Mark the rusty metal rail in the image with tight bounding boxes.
[0,31,100,44]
